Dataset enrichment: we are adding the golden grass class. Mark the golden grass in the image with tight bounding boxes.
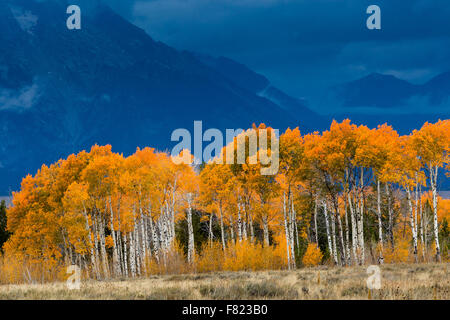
[0,263,447,300]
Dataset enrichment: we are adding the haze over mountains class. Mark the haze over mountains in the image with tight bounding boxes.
[332,72,450,109]
[0,0,448,194]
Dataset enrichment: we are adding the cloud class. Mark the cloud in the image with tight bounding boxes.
[110,0,448,99]
[403,94,450,115]
[100,0,450,115]
[127,0,450,48]
[10,5,39,35]
[0,82,40,111]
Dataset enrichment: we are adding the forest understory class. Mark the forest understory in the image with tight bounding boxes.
[0,263,447,300]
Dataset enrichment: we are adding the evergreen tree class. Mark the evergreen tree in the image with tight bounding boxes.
[0,200,10,252]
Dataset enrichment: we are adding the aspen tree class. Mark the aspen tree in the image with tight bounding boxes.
[322,201,334,262]
[5,121,447,279]
[314,196,319,245]
[406,186,419,262]
[411,120,449,262]
[176,149,198,262]
[282,192,292,269]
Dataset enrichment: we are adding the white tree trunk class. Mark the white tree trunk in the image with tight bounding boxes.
[406,187,419,263]
[109,197,121,276]
[209,213,214,246]
[323,201,334,263]
[293,202,300,250]
[385,183,394,247]
[283,192,291,269]
[123,233,129,277]
[97,213,109,278]
[82,204,98,279]
[219,204,226,251]
[357,169,365,264]
[376,179,384,264]
[130,230,137,277]
[149,211,159,262]
[288,192,296,269]
[336,208,345,266]
[419,185,425,260]
[314,196,319,245]
[139,204,147,269]
[134,225,141,276]
[343,195,351,266]
[348,192,358,264]
[237,202,242,242]
[414,176,419,247]
[229,216,235,244]
[249,212,255,243]
[430,164,441,262]
[330,206,338,264]
[187,194,195,264]
[242,203,248,241]
[262,214,270,247]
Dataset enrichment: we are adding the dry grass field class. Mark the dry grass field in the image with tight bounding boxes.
[0,263,447,300]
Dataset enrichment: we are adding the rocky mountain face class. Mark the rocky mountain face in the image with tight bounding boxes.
[0,0,322,193]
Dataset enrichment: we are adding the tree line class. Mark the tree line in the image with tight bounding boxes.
[1,119,449,282]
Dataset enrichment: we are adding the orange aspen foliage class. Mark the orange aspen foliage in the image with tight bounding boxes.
[1,120,448,283]
[302,243,323,267]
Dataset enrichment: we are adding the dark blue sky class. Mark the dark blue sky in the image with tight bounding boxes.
[106,0,450,103]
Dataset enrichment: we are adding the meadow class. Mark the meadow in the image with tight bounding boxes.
[0,263,447,300]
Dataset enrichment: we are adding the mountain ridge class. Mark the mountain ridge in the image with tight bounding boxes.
[0,0,322,194]
[332,71,450,109]
[0,0,448,194]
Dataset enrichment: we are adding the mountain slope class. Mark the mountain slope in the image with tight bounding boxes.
[0,0,320,194]
[330,72,450,109]
[423,71,450,105]
[333,73,418,108]
[191,53,325,130]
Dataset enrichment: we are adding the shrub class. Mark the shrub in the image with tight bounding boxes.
[196,242,224,273]
[145,240,190,276]
[302,243,323,267]
[223,240,285,272]
[383,237,411,264]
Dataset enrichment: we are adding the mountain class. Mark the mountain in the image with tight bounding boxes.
[0,0,321,194]
[422,71,450,105]
[190,54,270,94]
[334,73,418,108]
[331,72,450,109]
[191,53,325,129]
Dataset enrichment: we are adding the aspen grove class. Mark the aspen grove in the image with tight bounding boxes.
[1,120,449,283]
